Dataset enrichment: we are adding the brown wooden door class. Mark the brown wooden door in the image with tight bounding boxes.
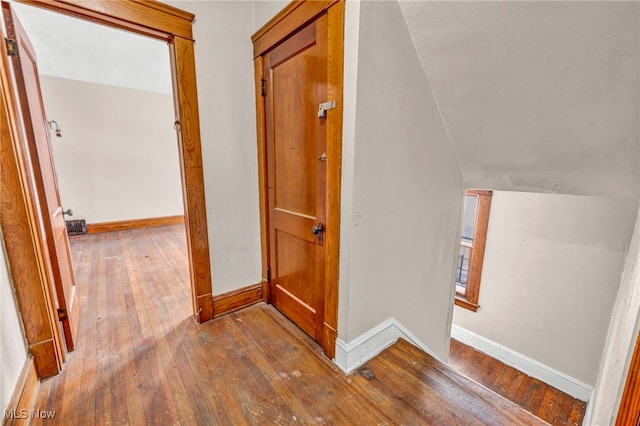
[3,2,79,351]
[263,17,329,343]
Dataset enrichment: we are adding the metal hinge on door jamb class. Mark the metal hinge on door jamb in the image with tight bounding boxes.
[260,79,266,97]
[265,267,271,283]
[5,37,18,56]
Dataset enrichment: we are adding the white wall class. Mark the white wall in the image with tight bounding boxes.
[12,3,172,96]
[453,192,638,386]
[588,207,640,425]
[253,0,289,31]
[168,1,262,295]
[0,236,28,412]
[338,0,463,359]
[39,76,183,224]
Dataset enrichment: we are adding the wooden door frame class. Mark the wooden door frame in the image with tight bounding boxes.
[616,330,640,425]
[0,0,212,378]
[251,0,344,359]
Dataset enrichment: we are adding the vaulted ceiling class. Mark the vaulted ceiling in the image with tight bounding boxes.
[400,1,639,200]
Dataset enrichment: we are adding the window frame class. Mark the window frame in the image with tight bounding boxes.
[455,189,492,312]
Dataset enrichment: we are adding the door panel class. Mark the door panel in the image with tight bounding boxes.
[3,3,79,351]
[273,47,317,217]
[264,16,328,343]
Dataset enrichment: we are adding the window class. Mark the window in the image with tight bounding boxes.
[455,189,492,312]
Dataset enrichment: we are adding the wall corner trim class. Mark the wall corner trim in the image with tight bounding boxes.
[451,324,594,402]
[334,317,438,374]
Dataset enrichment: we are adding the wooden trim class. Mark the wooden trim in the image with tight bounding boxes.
[0,28,64,377]
[465,190,491,305]
[252,0,344,359]
[251,0,338,58]
[170,34,213,323]
[3,0,212,378]
[321,0,344,360]
[454,296,479,312]
[253,56,270,305]
[212,284,263,319]
[468,189,493,197]
[26,0,212,323]
[3,356,39,425]
[616,331,640,426]
[16,0,194,40]
[456,189,492,310]
[86,215,184,234]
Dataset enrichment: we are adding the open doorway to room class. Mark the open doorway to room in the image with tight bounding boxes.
[2,0,212,378]
[11,2,192,351]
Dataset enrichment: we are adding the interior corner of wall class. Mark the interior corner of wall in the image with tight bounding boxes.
[334,317,439,374]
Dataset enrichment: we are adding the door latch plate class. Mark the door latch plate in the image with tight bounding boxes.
[317,100,336,118]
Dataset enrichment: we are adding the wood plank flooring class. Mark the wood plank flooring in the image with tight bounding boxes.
[32,225,549,425]
[448,339,587,426]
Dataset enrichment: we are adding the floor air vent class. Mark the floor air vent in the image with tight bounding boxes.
[65,219,87,236]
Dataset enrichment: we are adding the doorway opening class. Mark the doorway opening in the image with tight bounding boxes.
[251,0,345,359]
[1,0,211,377]
[12,2,191,350]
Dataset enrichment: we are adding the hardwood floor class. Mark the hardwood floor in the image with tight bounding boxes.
[32,225,548,425]
[448,339,587,426]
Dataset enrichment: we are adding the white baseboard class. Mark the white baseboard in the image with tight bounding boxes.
[451,324,593,402]
[334,317,438,374]
[581,389,595,426]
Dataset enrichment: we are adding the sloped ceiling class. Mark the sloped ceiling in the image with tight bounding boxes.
[11,2,171,94]
[399,1,639,200]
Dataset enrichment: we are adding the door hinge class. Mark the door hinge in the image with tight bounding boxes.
[318,100,336,118]
[265,267,271,283]
[57,308,68,321]
[5,38,18,57]
[260,79,266,97]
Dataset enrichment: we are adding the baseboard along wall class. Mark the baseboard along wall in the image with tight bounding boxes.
[450,324,593,402]
[213,283,263,318]
[334,317,438,374]
[4,356,39,425]
[334,319,593,403]
[86,215,184,234]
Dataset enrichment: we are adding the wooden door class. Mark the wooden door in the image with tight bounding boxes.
[617,331,640,426]
[263,17,329,343]
[3,2,79,351]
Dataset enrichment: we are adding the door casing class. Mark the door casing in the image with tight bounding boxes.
[616,331,640,425]
[1,0,212,377]
[251,0,345,359]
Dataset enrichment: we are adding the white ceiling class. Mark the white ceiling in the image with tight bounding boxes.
[400,1,640,200]
[11,2,172,94]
